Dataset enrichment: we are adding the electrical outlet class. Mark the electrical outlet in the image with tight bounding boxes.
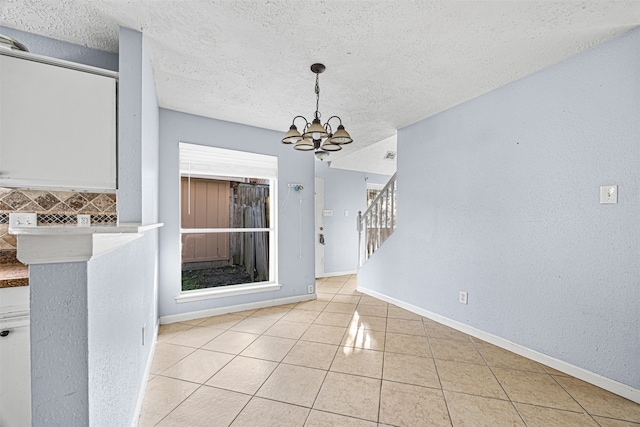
[459,291,468,305]
[307,284,314,294]
[77,214,91,227]
[9,213,37,227]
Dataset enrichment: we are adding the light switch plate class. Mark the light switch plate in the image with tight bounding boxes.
[323,209,333,216]
[600,185,617,204]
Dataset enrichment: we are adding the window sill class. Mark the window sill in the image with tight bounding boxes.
[175,282,282,304]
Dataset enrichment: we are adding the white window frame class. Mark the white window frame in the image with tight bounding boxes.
[175,143,279,303]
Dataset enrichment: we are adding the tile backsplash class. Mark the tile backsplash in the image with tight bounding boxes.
[0,187,117,251]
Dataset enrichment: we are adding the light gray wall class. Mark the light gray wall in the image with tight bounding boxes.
[314,162,390,274]
[141,39,160,223]
[29,263,89,426]
[87,232,158,427]
[158,109,315,317]
[118,26,160,223]
[117,27,143,222]
[359,28,640,389]
[0,26,118,71]
[86,28,160,426]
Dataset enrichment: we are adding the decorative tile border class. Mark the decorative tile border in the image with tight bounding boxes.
[0,213,118,226]
[0,188,118,250]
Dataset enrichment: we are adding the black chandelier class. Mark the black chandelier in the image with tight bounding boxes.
[281,63,353,161]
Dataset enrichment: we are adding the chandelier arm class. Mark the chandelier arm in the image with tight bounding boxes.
[291,115,309,128]
[325,116,343,126]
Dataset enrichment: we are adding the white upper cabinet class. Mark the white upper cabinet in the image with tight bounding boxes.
[0,53,117,191]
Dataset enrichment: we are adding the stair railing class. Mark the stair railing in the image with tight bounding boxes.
[357,172,397,266]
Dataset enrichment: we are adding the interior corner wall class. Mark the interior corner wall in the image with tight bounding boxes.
[314,162,390,274]
[0,26,118,71]
[117,27,143,222]
[118,26,159,224]
[158,109,315,317]
[359,28,640,390]
[141,39,160,224]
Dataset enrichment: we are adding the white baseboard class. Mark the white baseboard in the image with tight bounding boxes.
[359,286,640,404]
[130,318,159,427]
[159,293,316,325]
[319,270,357,278]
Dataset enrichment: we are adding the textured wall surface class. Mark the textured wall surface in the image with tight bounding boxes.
[87,231,158,427]
[29,263,89,426]
[0,26,118,71]
[117,27,144,222]
[359,28,640,389]
[158,109,315,317]
[141,39,160,224]
[83,27,160,426]
[314,162,389,274]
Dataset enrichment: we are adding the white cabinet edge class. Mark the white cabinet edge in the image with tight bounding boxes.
[0,48,118,79]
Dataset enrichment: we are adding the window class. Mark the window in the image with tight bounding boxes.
[177,143,278,299]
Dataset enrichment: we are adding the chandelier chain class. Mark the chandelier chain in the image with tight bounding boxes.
[314,73,321,120]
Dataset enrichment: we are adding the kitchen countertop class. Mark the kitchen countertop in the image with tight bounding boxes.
[0,263,28,288]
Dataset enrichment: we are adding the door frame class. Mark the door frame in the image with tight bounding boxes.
[314,177,324,278]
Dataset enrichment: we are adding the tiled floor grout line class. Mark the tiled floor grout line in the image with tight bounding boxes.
[466,330,532,427]
[144,274,640,426]
[422,317,455,427]
[546,366,605,426]
[235,277,361,426]
[218,306,295,425]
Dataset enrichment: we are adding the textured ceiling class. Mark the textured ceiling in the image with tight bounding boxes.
[2,1,640,174]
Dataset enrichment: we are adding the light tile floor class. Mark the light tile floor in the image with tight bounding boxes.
[139,275,640,426]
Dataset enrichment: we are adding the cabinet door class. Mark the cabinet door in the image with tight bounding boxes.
[0,55,116,191]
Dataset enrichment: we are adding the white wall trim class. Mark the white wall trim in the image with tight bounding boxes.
[175,282,282,304]
[359,286,640,404]
[130,318,159,427]
[319,270,357,278]
[161,293,315,325]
